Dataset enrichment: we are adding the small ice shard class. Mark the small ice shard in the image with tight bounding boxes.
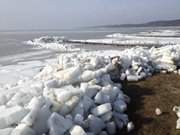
[70,125,87,135]
[91,103,112,116]
[173,106,180,118]
[127,75,139,81]
[48,112,73,135]
[127,121,134,132]
[155,108,162,116]
[176,118,180,129]
[99,131,108,135]
[106,121,116,135]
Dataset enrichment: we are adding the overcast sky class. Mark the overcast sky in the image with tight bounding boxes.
[0,0,180,30]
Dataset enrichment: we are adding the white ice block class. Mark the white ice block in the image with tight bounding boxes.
[11,124,35,135]
[21,97,45,126]
[81,70,95,82]
[70,125,87,135]
[48,112,73,135]
[94,92,110,104]
[100,111,112,122]
[127,75,139,82]
[127,121,134,132]
[60,96,80,115]
[0,128,13,135]
[113,99,127,113]
[0,106,29,129]
[32,104,52,134]
[81,96,94,113]
[91,103,112,117]
[87,115,105,134]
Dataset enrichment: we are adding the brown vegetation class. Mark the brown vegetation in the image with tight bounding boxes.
[119,73,180,135]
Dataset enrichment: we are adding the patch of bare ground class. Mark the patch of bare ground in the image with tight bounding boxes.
[118,73,180,135]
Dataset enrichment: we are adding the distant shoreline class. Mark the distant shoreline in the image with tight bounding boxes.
[91,19,180,28]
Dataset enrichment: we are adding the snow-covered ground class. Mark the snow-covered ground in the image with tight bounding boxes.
[1,29,180,135]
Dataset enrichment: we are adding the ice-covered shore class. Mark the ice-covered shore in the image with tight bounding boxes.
[1,42,180,135]
[72,30,180,46]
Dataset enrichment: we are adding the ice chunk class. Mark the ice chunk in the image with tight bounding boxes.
[0,106,29,129]
[127,75,139,81]
[48,112,73,135]
[11,124,35,135]
[0,94,8,105]
[113,112,129,125]
[7,92,33,107]
[100,111,112,122]
[21,97,45,126]
[72,102,84,117]
[106,122,116,135]
[0,128,13,135]
[173,106,180,118]
[81,96,94,113]
[70,125,87,135]
[113,99,127,113]
[32,104,52,134]
[60,96,80,115]
[81,84,101,98]
[80,70,95,82]
[176,118,180,129]
[54,90,73,103]
[127,121,134,132]
[74,114,84,125]
[54,66,82,84]
[91,103,112,116]
[86,132,94,135]
[99,131,108,135]
[94,91,110,104]
[88,115,105,134]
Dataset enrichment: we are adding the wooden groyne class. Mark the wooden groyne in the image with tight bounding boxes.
[62,39,169,48]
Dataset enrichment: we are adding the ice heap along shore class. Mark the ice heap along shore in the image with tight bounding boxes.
[1,44,180,135]
[26,36,79,51]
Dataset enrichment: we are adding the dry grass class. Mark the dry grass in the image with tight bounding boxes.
[118,73,180,135]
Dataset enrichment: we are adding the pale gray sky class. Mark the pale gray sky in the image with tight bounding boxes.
[0,0,180,30]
